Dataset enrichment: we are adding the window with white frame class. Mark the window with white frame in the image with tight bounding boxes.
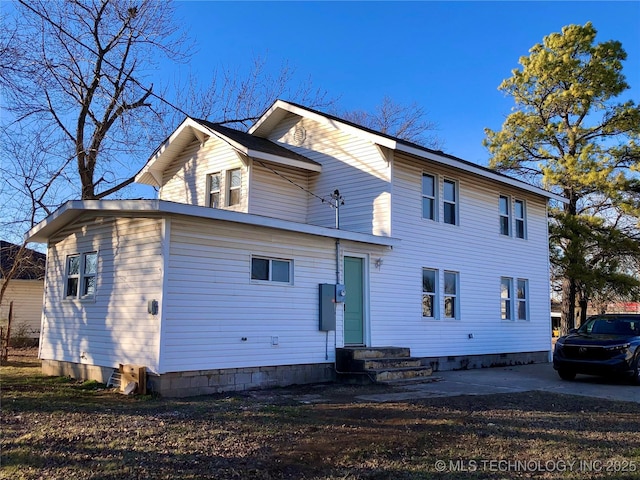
[443,179,457,225]
[208,173,221,208]
[499,195,511,236]
[514,200,526,239]
[516,278,529,320]
[227,168,241,206]
[422,268,437,318]
[422,173,437,221]
[65,252,98,299]
[501,277,512,320]
[251,257,292,284]
[444,271,459,319]
[501,277,529,320]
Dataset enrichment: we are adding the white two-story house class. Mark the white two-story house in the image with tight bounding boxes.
[26,100,565,396]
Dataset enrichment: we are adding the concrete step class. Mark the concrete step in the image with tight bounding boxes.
[361,357,422,370]
[350,346,411,360]
[371,365,434,383]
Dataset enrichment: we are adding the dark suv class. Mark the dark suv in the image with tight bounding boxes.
[553,314,640,384]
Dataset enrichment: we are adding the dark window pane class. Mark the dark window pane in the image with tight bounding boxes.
[67,278,78,297]
[502,300,511,320]
[422,294,434,317]
[516,219,525,238]
[84,253,97,274]
[444,297,455,318]
[499,196,509,215]
[210,192,220,208]
[444,203,456,225]
[518,301,527,320]
[272,260,290,283]
[230,169,241,188]
[68,255,80,275]
[444,272,457,294]
[422,269,436,293]
[210,174,220,191]
[228,188,240,206]
[500,216,510,235]
[422,197,434,220]
[83,276,96,297]
[444,180,456,202]
[422,174,434,196]
[251,258,269,280]
[501,278,511,298]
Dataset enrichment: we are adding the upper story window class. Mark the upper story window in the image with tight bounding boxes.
[443,179,458,225]
[422,173,437,221]
[514,200,526,239]
[228,168,241,206]
[251,256,292,284]
[208,173,221,208]
[499,195,511,236]
[422,268,437,318]
[65,252,98,299]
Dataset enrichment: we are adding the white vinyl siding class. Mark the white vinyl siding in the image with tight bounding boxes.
[160,137,247,211]
[162,217,340,372]
[268,115,392,236]
[370,154,551,357]
[40,217,164,372]
[249,161,310,223]
[0,279,44,339]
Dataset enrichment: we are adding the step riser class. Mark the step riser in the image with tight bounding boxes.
[351,348,410,360]
[374,367,433,383]
[363,359,422,370]
[336,346,433,385]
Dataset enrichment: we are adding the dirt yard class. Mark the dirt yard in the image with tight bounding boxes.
[2,348,639,479]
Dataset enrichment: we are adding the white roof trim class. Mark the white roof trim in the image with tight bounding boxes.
[25,200,399,247]
[250,100,567,203]
[136,117,321,187]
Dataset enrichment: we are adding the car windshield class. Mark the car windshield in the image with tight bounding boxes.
[579,316,640,335]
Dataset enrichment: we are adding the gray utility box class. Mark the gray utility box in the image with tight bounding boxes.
[319,283,337,331]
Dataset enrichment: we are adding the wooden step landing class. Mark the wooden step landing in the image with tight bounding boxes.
[336,346,433,385]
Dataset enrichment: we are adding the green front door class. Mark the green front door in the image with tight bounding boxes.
[344,256,364,345]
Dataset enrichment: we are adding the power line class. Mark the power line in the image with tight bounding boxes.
[255,160,343,209]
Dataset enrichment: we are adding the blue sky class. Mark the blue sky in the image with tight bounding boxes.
[171,0,640,166]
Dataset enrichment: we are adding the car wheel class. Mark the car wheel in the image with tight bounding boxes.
[633,356,640,386]
[558,369,576,381]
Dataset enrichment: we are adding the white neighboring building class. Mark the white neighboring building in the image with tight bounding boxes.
[1,241,46,343]
[26,100,565,396]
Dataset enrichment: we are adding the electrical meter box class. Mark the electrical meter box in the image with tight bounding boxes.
[335,284,346,303]
[319,284,336,331]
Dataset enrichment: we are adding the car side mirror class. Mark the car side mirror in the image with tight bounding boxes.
[568,328,578,334]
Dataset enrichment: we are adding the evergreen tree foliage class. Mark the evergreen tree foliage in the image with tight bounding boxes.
[484,23,640,332]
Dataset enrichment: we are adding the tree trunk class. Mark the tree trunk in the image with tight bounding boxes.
[560,276,576,334]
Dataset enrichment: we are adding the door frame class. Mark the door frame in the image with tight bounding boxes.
[342,252,370,347]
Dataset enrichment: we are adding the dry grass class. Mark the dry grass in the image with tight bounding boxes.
[2,348,640,479]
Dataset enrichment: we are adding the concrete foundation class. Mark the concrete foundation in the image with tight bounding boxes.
[41,359,336,397]
[41,351,549,397]
[422,351,549,372]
